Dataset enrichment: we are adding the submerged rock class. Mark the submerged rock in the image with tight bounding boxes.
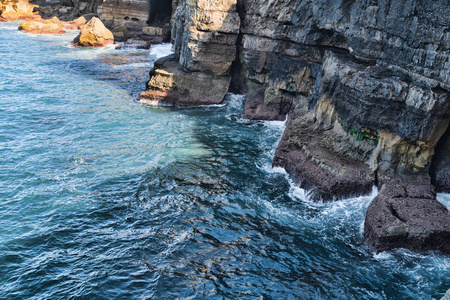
[72,17,114,47]
[18,16,66,34]
[364,182,450,254]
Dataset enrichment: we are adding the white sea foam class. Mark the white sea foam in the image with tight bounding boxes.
[437,193,450,209]
[373,251,393,260]
[112,62,151,70]
[149,43,173,58]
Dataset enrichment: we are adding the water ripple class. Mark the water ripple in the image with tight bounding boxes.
[0,21,449,300]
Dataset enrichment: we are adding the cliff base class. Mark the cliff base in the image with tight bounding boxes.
[364,182,450,254]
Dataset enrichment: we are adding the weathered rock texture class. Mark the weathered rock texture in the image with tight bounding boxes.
[18,16,66,34]
[364,182,450,253]
[142,0,450,253]
[72,16,113,47]
[0,0,37,20]
[140,0,240,106]
[100,0,172,42]
[61,16,86,30]
[34,0,171,45]
[36,0,101,22]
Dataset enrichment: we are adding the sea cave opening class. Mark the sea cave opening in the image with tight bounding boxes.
[148,0,172,27]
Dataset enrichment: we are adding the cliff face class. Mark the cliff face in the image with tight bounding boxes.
[35,0,172,43]
[141,0,450,253]
[140,0,240,105]
[237,0,449,194]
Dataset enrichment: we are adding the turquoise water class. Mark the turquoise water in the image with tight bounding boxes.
[0,21,449,299]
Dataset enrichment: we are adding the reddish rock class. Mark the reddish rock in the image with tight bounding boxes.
[272,114,375,201]
[0,0,36,20]
[62,16,87,30]
[18,16,66,34]
[62,22,78,30]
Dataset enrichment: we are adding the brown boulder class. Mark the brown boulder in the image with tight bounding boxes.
[18,16,66,34]
[72,17,114,47]
[0,0,36,20]
[62,21,78,30]
[73,16,86,28]
[62,16,87,30]
[140,56,231,107]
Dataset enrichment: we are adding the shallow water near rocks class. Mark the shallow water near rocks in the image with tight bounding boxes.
[1,21,449,299]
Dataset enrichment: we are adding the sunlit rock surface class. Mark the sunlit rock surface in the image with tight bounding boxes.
[72,17,113,47]
[18,16,66,34]
[0,0,36,20]
[140,0,239,106]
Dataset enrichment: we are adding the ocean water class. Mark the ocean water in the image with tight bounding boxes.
[0,21,449,300]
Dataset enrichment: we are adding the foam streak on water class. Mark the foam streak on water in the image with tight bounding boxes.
[0,21,449,299]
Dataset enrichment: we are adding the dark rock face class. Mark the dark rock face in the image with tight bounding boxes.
[364,182,450,254]
[431,125,450,192]
[35,0,172,44]
[235,0,450,191]
[141,0,450,252]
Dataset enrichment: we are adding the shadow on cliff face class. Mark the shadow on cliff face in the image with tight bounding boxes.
[430,122,450,192]
[148,0,171,26]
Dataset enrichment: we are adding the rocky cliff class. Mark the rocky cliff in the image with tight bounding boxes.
[141,0,450,253]
[34,0,171,44]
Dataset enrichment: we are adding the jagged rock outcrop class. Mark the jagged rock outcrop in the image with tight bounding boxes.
[101,0,151,30]
[364,182,450,253]
[62,15,86,30]
[234,0,450,194]
[0,0,37,20]
[36,0,101,22]
[34,0,172,46]
[72,16,113,47]
[140,0,240,106]
[142,0,450,253]
[101,0,172,42]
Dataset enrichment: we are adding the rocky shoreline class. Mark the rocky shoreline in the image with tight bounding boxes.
[1,0,449,255]
[140,0,450,254]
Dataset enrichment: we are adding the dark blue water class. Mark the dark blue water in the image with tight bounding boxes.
[1,21,449,299]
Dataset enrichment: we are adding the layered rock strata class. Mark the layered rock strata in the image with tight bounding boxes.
[101,0,172,43]
[140,0,240,106]
[142,0,450,253]
[32,0,172,47]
